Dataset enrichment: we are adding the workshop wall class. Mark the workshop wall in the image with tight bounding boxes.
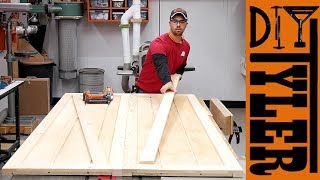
[45,0,245,101]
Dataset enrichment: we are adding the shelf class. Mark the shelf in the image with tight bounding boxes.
[88,19,111,23]
[87,0,149,23]
[89,7,110,9]
[111,7,127,10]
[86,19,148,23]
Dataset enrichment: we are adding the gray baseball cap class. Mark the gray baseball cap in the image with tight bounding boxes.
[170,8,188,20]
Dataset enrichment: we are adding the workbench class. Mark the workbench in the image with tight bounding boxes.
[0,80,24,162]
[1,93,244,178]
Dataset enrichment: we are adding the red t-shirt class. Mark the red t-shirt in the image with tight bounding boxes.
[136,33,190,93]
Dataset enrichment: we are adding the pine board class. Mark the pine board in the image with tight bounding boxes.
[0,118,40,135]
[210,98,233,135]
[140,75,180,163]
[2,93,244,177]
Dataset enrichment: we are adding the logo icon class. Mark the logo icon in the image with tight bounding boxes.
[247,0,320,179]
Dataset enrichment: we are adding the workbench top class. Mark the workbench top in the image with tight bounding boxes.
[2,93,244,178]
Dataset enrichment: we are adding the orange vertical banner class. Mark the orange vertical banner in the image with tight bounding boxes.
[246,0,320,179]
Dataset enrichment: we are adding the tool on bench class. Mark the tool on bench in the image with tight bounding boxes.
[228,122,242,144]
[83,87,114,104]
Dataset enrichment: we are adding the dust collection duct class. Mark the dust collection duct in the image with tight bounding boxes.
[119,0,141,92]
[54,1,83,79]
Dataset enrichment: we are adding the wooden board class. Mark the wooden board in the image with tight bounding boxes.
[0,118,40,135]
[1,141,25,151]
[2,93,244,177]
[210,98,233,135]
[140,75,180,163]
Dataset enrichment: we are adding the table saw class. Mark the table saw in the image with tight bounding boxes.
[1,93,244,179]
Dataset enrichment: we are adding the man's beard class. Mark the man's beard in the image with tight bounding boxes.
[172,29,183,36]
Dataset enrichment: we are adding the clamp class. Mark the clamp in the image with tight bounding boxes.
[228,122,242,144]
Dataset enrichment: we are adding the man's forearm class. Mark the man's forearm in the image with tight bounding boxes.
[176,63,187,75]
[152,54,171,84]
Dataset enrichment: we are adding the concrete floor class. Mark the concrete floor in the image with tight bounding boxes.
[0,108,246,179]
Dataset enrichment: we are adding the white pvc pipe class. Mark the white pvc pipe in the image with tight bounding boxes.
[121,28,131,64]
[121,6,134,25]
[132,0,141,20]
[120,0,141,62]
[120,0,141,92]
[132,2,141,56]
[121,5,134,64]
[132,23,140,56]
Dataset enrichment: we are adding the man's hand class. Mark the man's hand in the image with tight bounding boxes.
[160,81,176,94]
[160,74,182,94]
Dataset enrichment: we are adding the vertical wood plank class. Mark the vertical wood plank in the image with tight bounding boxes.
[85,103,109,137]
[136,95,162,174]
[109,94,130,175]
[139,75,180,163]
[123,95,138,175]
[98,96,121,163]
[72,94,107,166]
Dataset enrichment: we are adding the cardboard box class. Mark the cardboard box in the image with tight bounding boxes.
[19,78,50,115]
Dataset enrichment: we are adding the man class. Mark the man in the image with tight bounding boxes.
[135,8,190,93]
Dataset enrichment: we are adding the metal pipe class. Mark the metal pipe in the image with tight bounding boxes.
[5,16,16,121]
[5,16,12,65]
[0,3,31,12]
[121,63,131,93]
